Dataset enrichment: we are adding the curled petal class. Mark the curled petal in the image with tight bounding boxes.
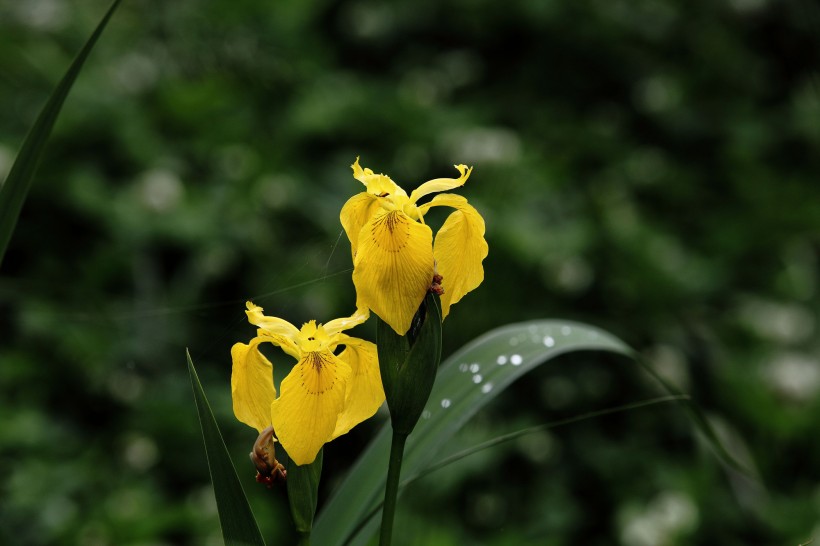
[418,194,487,318]
[353,210,435,335]
[340,192,383,258]
[351,157,405,197]
[409,164,472,204]
[331,336,384,440]
[231,336,277,433]
[271,350,352,465]
[323,307,370,337]
[245,302,300,357]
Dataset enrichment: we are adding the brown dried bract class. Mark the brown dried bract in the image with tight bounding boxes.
[250,426,287,488]
[430,273,444,295]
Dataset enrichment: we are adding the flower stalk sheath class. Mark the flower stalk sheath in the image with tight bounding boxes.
[377,292,443,545]
[288,449,323,545]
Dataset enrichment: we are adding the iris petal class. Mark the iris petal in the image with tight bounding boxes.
[351,157,405,197]
[340,192,383,258]
[271,349,352,465]
[409,164,472,204]
[231,336,277,433]
[331,336,384,439]
[353,209,435,335]
[418,194,487,318]
[323,307,370,336]
[245,302,300,358]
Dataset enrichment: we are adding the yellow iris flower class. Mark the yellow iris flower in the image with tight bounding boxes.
[230,302,384,465]
[341,157,488,335]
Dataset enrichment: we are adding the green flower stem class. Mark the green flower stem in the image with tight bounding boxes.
[379,430,409,546]
[297,532,311,546]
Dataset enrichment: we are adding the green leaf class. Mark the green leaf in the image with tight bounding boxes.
[312,320,632,546]
[313,319,755,546]
[340,393,692,535]
[0,0,122,268]
[416,394,691,482]
[630,353,754,476]
[187,351,266,546]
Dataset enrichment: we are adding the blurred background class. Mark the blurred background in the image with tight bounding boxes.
[1,0,819,544]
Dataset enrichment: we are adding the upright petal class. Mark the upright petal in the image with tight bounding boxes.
[323,307,370,337]
[231,336,278,433]
[245,302,300,353]
[331,336,384,439]
[409,164,472,204]
[351,157,406,197]
[271,350,352,465]
[340,192,383,258]
[353,209,435,335]
[418,194,488,318]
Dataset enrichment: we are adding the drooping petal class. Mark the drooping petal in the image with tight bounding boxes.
[340,192,383,258]
[351,157,406,197]
[323,307,370,337]
[331,336,384,439]
[409,164,472,204]
[418,194,487,318]
[353,209,435,335]
[231,336,278,433]
[270,350,352,465]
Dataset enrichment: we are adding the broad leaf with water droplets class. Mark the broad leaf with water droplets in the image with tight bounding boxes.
[312,320,632,546]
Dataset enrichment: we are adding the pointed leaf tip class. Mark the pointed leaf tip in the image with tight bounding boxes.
[0,0,123,268]
[187,351,267,546]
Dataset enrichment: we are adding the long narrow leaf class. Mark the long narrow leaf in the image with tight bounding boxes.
[0,0,122,268]
[414,394,692,484]
[345,394,692,541]
[313,320,632,546]
[632,356,753,475]
[313,319,756,546]
[187,351,266,546]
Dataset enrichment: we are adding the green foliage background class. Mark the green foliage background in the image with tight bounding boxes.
[1,0,819,544]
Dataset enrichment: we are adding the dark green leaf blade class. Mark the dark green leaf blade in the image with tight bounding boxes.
[0,0,122,268]
[187,351,266,546]
[631,355,754,476]
[341,393,692,537]
[314,319,756,546]
[415,394,691,482]
[313,320,633,546]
